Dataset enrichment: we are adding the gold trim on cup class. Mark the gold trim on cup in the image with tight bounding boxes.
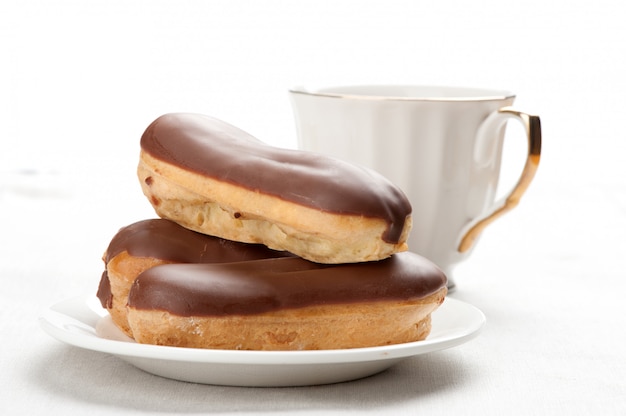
[289,85,516,102]
[457,108,542,253]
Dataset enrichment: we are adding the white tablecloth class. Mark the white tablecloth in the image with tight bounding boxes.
[2,1,625,414]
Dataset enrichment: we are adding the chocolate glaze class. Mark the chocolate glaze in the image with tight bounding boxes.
[97,271,113,309]
[127,252,447,316]
[140,113,412,243]
[96,219,292,309]
[103,218,292,264]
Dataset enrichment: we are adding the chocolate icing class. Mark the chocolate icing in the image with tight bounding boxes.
[97,271,113,309]
[96,219,292,309]
[140,113,412,243]
[127,252,447,316]
[103,219,292,264]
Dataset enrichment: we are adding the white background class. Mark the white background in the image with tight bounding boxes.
[1,1,625,415]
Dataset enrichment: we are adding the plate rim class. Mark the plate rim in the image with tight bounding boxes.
[39,295,485,366]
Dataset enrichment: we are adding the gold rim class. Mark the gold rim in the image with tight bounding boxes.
[457,108,542,253]
[289,85,516,102]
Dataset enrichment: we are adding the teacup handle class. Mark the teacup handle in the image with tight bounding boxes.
[457,107,542,253]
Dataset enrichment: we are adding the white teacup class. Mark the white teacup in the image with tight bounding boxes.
[289,85,541,284]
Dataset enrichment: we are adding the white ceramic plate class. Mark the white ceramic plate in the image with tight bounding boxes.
[39,296,485,387]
